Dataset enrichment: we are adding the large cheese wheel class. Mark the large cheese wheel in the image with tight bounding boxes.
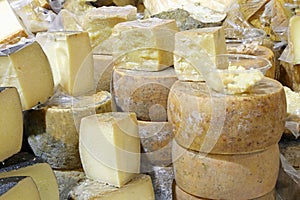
[173,142,280,200]
[167,78,286,154]
[112,67,177,121]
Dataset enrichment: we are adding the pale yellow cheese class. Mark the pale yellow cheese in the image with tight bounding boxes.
[283,86,300,118]
[167,78,286,154]
[174,27,227,81]
[173,142,280,200]
[68,174,155,200]
[289,15,300,64]
[0,42,54,110]
[112,18,178,71]
[79,112,140,187]
[112,67,177,121]
[0,87,22,162]
[93,54,114,92]
[36,31,94,96]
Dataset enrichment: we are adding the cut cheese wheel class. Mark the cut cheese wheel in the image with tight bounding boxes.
[112,18,178,71]
[68,174,155,200]
[138,121,173,170]
[173,183,276,200]
[0,41,54,110]
[172,142,280,200]
[0,152,59,200]
[79,112,140,187]
[112,67,177,121]
[93,54,113,92]
[24,91,112,169]
[0,176,41,200]
[36,31,94,96]
[0,87,22,162]
[167,78,286,154]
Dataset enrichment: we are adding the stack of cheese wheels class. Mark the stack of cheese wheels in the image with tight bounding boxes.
[110,18,179,200]
[169,27,287,199]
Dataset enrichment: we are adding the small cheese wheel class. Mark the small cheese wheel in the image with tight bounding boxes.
[167,78,286,154]
[173,142,280,200]
[112,67,177,121]
[173,183,276,200]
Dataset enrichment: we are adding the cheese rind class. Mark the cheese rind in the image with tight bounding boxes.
[173,142,280,200]
[93,54,113,92]
[112,67,177,121]
[279,61,300,92]
[79,112,140,187]
[167,78,286,154]
[0,42,54,110]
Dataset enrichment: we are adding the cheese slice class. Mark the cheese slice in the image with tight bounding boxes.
[112,67,177,121]
[94,54,113,92]
[168,78,286,154]
[68,174,155,200]
[0,152,59,200]
[79,112,140,187]
[0,176,41,200]
[0,41,54,110]
[112,18,178,71]
[174,26,227,81]
[289,15,300,64]
[36,31,94,96]
[173,142,280,200]
[0,87,22,162]
[83,5,137,49]
[25,91,112,169]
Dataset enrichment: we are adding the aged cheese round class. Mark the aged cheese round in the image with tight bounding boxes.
[112,67,177,121]
[25,91,112,169]
[167,78,286,154]
[173,182,276,200]
[173,142,280,200]
[139,121,174,171]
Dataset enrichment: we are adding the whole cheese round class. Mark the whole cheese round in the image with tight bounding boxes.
[173,142,279,200]
[112,67,177,121]
[167,78,286,154]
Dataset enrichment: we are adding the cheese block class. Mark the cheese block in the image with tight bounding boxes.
[0,176,41,200]
[139,121,173,170]
[174,27,227,81]
[50,9,83,32]
[283,86,300,118]
[173,183,276,200]
[0,152,59,200]
[25,91,112,169]
[279,61,300,92]
[0,87,22,161]
[112,67,177,121]
[68,174,155,200]
[148,166,174,200]
[112,18,178,71]
[83,5,137,49]
[0,0,29,44]
[167,78,286,154]
[173,142,280,200]
[0,41,54,110]
[36,31,94,96]
[63,0,94,18]
[226,44,275,78]
[94,54,113,92]
[238,0,269,21]
[79,112,140,187]
[289,15,300,64]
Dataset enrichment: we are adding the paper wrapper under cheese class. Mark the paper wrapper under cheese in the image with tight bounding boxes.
[167,78,286,154]
[172,142,280,200]
[112,67,177,121]
[24,91,112,169]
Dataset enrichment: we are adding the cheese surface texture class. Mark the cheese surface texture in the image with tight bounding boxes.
[0,42,54,110]
[279,61,300,92]
[289,15,300,64]
[0,87,22,162]
[68,174,155,200]
[79,112,140,187]
[93,54,113,92]
[112,67,177,121]
[167,78,286,154]
[112,18,178,71]
[173,142,280,199]
[0,176,41,200]
[174,27,227,81]
[36,31,94,96]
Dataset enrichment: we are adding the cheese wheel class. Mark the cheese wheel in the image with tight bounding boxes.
[173,142,280,200]
[112,67,177,121]
[167,78,286,154]
[279,61,300,92]
[173,183,276,200]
